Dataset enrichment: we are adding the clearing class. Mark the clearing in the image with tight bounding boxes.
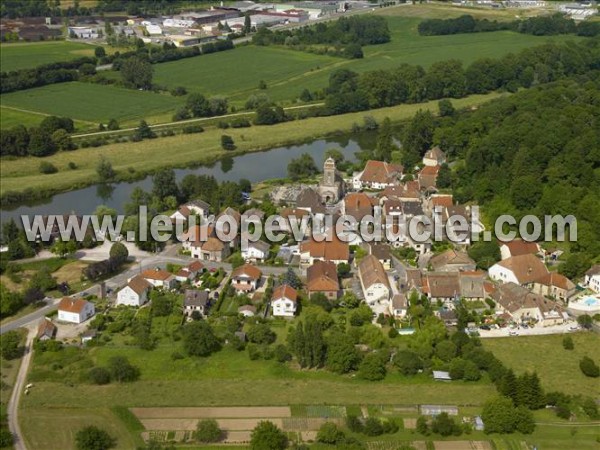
[0,40,96,72]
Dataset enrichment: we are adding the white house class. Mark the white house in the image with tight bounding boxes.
[422,146,446,167]
[141,268,176,289]
[175,261,204,283]
[389,293,408,318]
[231,264,262,294]
[358,254,390,305]
[238,305,257,317]
[116,275,152,307]
[183,289,209,317]
[584,265,600,293]
[58,297,95,324]
[241,239,271,262]
[271,284,297,317]
[488,254,548,286]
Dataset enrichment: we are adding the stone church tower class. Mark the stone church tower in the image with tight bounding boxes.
[318,157,345,204]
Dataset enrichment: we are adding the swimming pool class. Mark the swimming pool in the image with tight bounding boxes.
[568,294,600,315]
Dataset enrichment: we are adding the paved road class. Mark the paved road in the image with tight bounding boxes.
[7,327,35,450]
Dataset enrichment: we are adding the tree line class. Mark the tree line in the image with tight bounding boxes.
[418,13,600,37]
[0,56,97,94]
[316,39,600,116]
[252,15,390,59]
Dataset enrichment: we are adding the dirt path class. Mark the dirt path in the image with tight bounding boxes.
[7,327,35,450]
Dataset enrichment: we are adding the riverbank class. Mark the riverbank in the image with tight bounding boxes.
[0,92,504,204]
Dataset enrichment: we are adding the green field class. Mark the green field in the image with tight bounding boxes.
[0,105,50,129]
[152,11,583,105]
[483,332,600,397]
[0,40,96,72]
[0,82,184,127]
[0,92,503,196]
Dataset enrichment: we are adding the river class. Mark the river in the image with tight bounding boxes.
[1,132,376,223]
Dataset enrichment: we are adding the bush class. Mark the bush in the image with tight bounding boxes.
[580,356,599,378]
[196,419,222,443]
[68,161,77,170]
[346,415,363,433]
[221,134,236,150]
[231,118,251,128]
[316,422,345,444]
[39,161,58,174]
[171,86,188,96]
[88,366,111,385]
[247,323,276,345]
[562,336,574,350]
[182,125,204,134]
[75,426,116,450]
[363,417,383,436]
[250,421,287,450]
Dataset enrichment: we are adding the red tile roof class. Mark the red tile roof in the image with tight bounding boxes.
[272,284,298,302]
[58,297,89,314]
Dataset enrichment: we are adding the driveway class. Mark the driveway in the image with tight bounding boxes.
[7,326,35,450]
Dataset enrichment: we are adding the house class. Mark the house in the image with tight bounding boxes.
[36,318,56,341]
[353,160,403,190]
[190,237,230,262]
[379,182,420,203]
[241,238,271,262]
[438,309,458,326]
[584,265,600,293]
[422,272,461,305]
[418,165,440,190]
[186,199,211,217]
[491,282,565,326]
[183,289,209,317]
[488,254,548,286]
[231,264,262,293]
[530,272,576,301]
[238,305,257,317]
[306,260,340,300]
[389,293,408,318]
[423,147,446,167]
[499,239,541,260]
[170,205,193,223]
[242,208,265,224]
[271,284,298,317]
[116,275,152,307]
[296,188,326,215]
[300,234,350,266]
[58,297,95,324]
[278,208,311,235]
[369,243,392,270]
[343,192,374,221]
[426,194,454,214]
[358,254,391,305]
[141,268,176,289]
[429,249,476,272]
[459,271,488,302]
[175,261,204,283]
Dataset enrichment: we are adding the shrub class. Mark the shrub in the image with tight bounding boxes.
[562,336,574,350]
[68,161,77,170]
[75,426,116,450]
[88,366,111,385]
[182,125,204,134]
[221,134,236,150]
[39,161,58,174]
[580,356,599,378]
[195,419,222,443]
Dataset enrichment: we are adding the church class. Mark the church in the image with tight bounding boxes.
[317,157,345,204]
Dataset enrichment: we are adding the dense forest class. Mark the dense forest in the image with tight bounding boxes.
[418,13,600,37]
[420,77,600,277]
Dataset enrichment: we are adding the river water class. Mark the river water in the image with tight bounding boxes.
[1,132,376,223]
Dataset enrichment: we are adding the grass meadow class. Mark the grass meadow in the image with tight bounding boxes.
[0,40,97,72]
[0,82,184,127]
[482,332,600,397]
[152,10,583,106]
[0,92,503,196]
